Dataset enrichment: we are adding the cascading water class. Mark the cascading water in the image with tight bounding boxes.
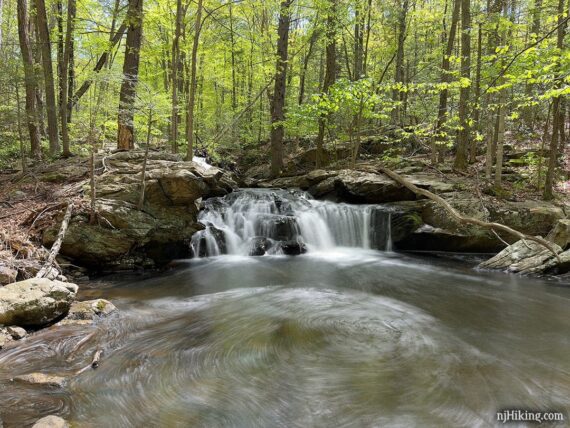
[190,188,393,257]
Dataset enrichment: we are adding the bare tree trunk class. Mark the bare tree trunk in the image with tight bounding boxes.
[469,22,482,163]
[17,0,42,159]
[494,89,506,186]
[170,0,183,152]
[185,0,203,160]
[269,0,293,177]
[298,25,319,105]
[60,0,75,157]
[391,0,408,126]
[35,0,60,155]
[543,0,567,199]
[15,83,27,173]
[117,0,143,150]
[433,0,460,164]
[315,0,337,168]
[453,0,471,171]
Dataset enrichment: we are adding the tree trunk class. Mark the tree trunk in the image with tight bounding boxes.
[543,0,567,199]
[170,0,182,152]
[432,0,460,164]
[298,26,319,105]
[60,0,75,157]
[469,22,482,162]
[35,0,60,155]
[391,0,409,126]
[17,0,42,159]
[269,0,293,177]
[185,0,203,160]
[453,0,471,171]
[117,0,143,150]
[315,0,337,168]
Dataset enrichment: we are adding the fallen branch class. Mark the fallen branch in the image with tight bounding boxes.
[75,349,103,375]
[377,165,562,262]
[36,202,74,278]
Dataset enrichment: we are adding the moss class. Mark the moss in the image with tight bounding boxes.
[96,300,107,312]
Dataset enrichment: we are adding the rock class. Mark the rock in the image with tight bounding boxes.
[334,170,416,203]
[249,237,274,256]
[0,265,17,285]
[6,326,27,339]
[14,373,66,388]
[479,239,563,273]
[280,240,308,255]
[59,299,117,325]
[0,278,78,327]
[41,151,237,269]
[547,219,570,250]
[32,416,69,428]
[0,328,13,348]
[257,215,299,241]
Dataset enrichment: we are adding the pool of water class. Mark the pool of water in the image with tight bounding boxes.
[0,250,569,427]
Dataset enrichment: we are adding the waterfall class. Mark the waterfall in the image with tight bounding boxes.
[190,189,394,257]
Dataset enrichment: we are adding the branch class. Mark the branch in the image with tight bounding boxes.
[377,166,562,262]
[36,202,74,278]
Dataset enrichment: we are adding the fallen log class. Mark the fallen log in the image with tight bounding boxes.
[36,202,73,278]
[377,165,562,262]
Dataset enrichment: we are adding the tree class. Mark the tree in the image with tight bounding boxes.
[35,0,60,155]
[453,0,471,171]
[185,0,203,161]
[16,0,41,159]
[60,0,76,157]
[117,0,144,150]
[314,0,337,168]
[170,0,184,152]
[269,0,293,177]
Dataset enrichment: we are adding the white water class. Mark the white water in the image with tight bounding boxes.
[192,156,213,170]
[190,189,393,257]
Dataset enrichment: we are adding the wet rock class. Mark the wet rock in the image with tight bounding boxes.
[249,237,273,256]
[280,240,308,255]
[42,151,236,269]
[14,373,66,388]
[547,219,570,250]
[257,215,299,241]
[58,299,117,325]
[0,265,17,285]
[190,226,227,257]
[0,278,78,327]
[32,415,69,428]
[0,328,13,348]
[7,326,27,339]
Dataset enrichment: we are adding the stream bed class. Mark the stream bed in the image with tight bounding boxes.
[0,251,569,427]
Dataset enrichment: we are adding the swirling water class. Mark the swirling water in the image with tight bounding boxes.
[0,190,569,426]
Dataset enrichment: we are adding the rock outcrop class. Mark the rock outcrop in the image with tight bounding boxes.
[0,278,78,327]
[42,151,238,269]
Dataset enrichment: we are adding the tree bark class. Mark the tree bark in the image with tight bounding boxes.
[170,0,183,152]
[117,0,143,150]
[17,0,42,159]
[391,0,409,126]
[453,0,471,171]
[315,0,337,168]
[60,0,75,157]
[543,0,567,199]
[269,0,293,177]
[35,0,60,155]
[185,0,203,160]
[469,22,482,162]
[433,0,460,164]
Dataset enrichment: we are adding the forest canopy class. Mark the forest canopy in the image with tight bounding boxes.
[0,0,568,198]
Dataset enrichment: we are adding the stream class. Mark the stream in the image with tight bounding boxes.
[0,189,569,427]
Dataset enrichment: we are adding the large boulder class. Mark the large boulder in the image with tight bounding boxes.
[42,151,237,269]
[547,219,570,250]
[0,278,78,327]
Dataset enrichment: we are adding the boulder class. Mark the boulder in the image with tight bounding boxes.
[547,219,570,250]
[57,299,117,326]
[280,240,308,255]
[32,416,69,428]
[248,237,274,256]
[333,170,416,203]
[14,373,66,388]
[0,265,17,285]
[0,278,78,327]
[7,326,27,339]
[42,151,237,269]
[0,328,13,348]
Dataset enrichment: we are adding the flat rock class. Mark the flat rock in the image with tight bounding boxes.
[32,416,69,428]
[14,373,66,388]
[0,278,78,327]
[62,299,117,324]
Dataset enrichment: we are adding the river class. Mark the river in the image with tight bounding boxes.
[0,189,568,427]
